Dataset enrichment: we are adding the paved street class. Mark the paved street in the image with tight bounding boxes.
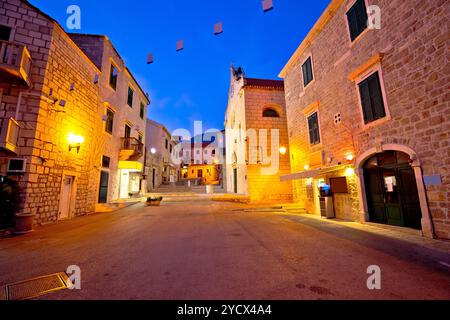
[0,200,449,300]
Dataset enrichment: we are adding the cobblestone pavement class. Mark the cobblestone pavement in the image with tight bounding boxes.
[0,200,449,300]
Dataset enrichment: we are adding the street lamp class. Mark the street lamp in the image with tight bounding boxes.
[279,146,287,155]
[150,148,157,154]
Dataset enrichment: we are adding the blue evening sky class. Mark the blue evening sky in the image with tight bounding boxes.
[30,0,329,133]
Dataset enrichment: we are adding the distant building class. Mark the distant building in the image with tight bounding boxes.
[224,66,292,203]
[145,119,180,190]
[279,0,448,239]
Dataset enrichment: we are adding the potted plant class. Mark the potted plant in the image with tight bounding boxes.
[146,196,163,207]
[0,176,33,235]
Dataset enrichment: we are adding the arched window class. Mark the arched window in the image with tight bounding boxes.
[262,108,280,118]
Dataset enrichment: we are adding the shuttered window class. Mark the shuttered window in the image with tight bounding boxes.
[358,72,386,124]
[346,0,368,41]
[127,87,134,107]
[307,112,320,145]
[105,108,114,134]
[302,57,314,87]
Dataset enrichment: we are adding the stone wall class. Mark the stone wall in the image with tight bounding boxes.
[0,0,103,223]
[244,87,293,203]
[282,0,449,237]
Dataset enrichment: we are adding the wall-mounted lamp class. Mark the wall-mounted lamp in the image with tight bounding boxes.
[279,146,287,155]
[150,148,157,155]
[345,153,354,162]
[304,164,310,171]
[68,132,85,153]
[345,167,355,177]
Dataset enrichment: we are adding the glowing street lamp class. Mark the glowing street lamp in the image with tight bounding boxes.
[150,148,157,155]
[279,146,287,155]
[67,132,85,153]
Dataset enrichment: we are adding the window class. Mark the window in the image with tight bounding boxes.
[358,72,386,124]
[262,108,280,118]
[138,135,143,143]
[212,149,216,156]
[204,150,208,155]
[102,156,111,168]
[105,108,114,134]
[140,103,145,119]
[307,112,320,145]
[165,139,168,149]
[0,25,12,41]
[346,0,368,42]
[196,150,200,155]
[109,64,118,90]
[302,57,314,87]
[127,87,134,107]
[170,144,173,153]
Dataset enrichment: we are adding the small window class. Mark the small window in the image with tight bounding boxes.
[358,72,386,124]
[196,150,200,155]
[204,150,208,155]
[346,0,368,42]
[307,112,320,145]
[105,108,114,134]
[127,87,134,107]
[138,135,143,143]
[165,139,168,149]
[140,103,145,119]
[212,149,216,155]
[102,156,111,168]
[170,144,173,153]
[0,25,12,41]
[302,57,314,87]
[109,64,118,90]
[262,108,280,118]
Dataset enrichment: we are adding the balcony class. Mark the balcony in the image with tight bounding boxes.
[119,137,144,161]
[0,117,20,154]
[0,40,32,87]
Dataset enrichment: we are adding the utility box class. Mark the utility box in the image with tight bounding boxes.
[319,197,335,219]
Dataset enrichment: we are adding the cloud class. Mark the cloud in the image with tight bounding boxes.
[175,93,195,108]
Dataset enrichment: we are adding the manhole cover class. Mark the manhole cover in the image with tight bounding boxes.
[1,272,70,300]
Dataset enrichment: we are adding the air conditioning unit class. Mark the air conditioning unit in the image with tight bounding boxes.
[7,158,27,174]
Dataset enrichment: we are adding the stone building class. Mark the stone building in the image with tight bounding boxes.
[69,34,150,202]
[225,66,292,203]
[145,119,180,190]
[0,0,103,224]
[279,0,449,238]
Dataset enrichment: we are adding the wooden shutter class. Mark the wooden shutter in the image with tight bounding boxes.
[359,80,374,123]
[368,73,386,120]
[308,115,315,144]
[355,0,368,34]
[347,5,358,41]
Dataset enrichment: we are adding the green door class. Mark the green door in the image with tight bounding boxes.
[363,151,422,230]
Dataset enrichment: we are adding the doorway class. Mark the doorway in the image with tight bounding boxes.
[59,175,75,220]
[98,171,109,204]
[363,151,422,229]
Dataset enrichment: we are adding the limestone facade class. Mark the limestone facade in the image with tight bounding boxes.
[0,0,102,223]
[225,67,292,203]
[280,0,449,238]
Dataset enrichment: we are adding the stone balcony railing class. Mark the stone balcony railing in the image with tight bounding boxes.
[0,117,20,154]
[119,137,144,161]
[0,40,32,87]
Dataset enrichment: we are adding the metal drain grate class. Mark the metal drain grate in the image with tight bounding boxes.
[2,272,70,300]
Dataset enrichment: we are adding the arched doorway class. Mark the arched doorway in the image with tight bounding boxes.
[363,150,422,229]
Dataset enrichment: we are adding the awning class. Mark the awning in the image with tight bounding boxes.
[118,161,143,172]
[280,164,351,182]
